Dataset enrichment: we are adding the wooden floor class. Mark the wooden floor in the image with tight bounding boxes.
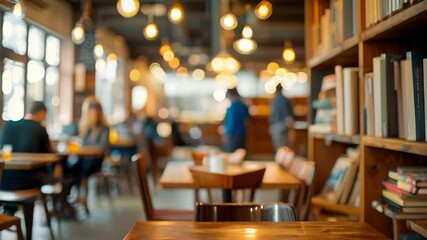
[0,171,280,240]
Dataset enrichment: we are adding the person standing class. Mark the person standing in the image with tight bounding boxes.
[269,84,294,150]
[223,88,250,152]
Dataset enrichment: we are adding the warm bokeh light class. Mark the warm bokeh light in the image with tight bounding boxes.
[116,0,140,18]
[264,81,276,94]
[242,25,253,38]
[130,68,141,81]
[176,66,188,75]
[71,23,85,45]
[215,73,238,89]
[163,51,175,62]
[266,62,279,75]
[275,68,288,78]
[213,88,227,102]
[233,38,257,55]
[282,48,296,63]
[259,69,271,80]
[192,69,205,80]
[297,71,308,83]
[158,107,170,119]
[168,57,180,69]
[168,3,185,24]
[144,21,159,40]
[95,59,106,71]
[93,44,104,59]
[220,13,238,30]
[156,122,172,137]
[159,43,172,56]
[13,2,25,19]
[255,0,273,20]
[188,54,201,66]
[225,57,240,73]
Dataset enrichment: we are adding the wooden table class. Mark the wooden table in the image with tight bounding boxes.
[1,153,63,170]
[60,145,105,158]
[410,220,427,238]
[160,160,301,190]
[123,221,390,240]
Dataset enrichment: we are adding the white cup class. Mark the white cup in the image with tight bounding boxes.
[209,154,227,173]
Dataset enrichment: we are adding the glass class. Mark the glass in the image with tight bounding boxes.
[2,12,27,55]
[28,26,45,60]
[46,35,60,66]
[2,59,25,121]
[2,144,13,162]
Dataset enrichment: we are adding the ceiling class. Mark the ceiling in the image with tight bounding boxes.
[68,0,305,72]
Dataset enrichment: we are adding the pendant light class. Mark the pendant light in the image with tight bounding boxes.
[282,40,296,64]
[168,1,185,24]
[220,0,237,30]
[93,44,104,59]
[255,0,272,20]
[12,0,25,19]
[71,0,92,45]
[144,15,159,40]
[116,0,140,18]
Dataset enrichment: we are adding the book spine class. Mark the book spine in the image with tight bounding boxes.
[424,59,427,141]
[373,57,383,137]
[383,181,408,197]
[397,180,417,194]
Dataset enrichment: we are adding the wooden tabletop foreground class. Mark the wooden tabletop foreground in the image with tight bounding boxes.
[123,221,390,240]
[160,160,301,189]
[1,153,63,170]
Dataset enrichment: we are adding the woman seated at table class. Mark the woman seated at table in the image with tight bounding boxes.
[66,96,109,185]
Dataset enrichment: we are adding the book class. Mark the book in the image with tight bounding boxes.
[382,190,427,207]
[424,59,427,141]
[321,154,358,204]
[343,68,359,136]
[397,166,427,175]
[383,180,410,197]
[335,65,344,135]
[407,51,427,141]
[382,197,427,214]
[394,60,405,139]
[365,73,375,136]
[347,170,361,207]
[401,59,416,141]
[398,173,427,188]
[373,56,382,137]
[380,53,401,138]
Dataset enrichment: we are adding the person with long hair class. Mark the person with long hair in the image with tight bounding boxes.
[75,96,110,181]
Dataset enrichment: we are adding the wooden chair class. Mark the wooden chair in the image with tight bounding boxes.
[195,202,298,222]
[190,165,266,203]
[0,162,24,240]
[148,136,174,183]
[131,151,194,221]
[286,157,316,220]
[274,146,295,170]
[0,164,55,240]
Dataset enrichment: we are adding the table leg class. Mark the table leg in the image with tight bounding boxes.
[23,201,35,240]
[222,189,232,202]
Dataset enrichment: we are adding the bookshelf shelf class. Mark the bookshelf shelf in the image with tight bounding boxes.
[362,1,427,41]
[307,35,359,69]
[363,137,427,157]
[375,204,427,220]
[311,196,360,216]
[312,132,360,145]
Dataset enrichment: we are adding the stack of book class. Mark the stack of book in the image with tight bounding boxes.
[312,74,336,134]
[365,0,417,28]
[382,166,427,213]
[364,51,427,141]
[311,0,358,56]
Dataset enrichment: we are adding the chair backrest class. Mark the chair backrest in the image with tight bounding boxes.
[287,157,316,220]
[195,202,298,222]
[131,151,154,220]
[274,146,295,169]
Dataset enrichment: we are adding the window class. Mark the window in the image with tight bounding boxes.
[1,12,61,132]
[2,12,27,55]
[2,59,25,121]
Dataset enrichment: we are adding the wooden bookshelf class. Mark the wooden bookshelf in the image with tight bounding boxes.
[363,137,427,156]
[311,196,360,216]
[305,0,427,238]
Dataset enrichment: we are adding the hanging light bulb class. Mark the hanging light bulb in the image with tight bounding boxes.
[71,22,85,45]
[13,1,25,19]
[116,0,140,18]
[168,2,185,24]
[220,12,238,30]
[255,0,272,20]
[233,25,257,55]
[144,20,159,40]
[93,44,104,59]
[282,40,296,64]
[211,52,240,73]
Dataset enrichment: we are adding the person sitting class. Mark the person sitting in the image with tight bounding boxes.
[0,101,52,190]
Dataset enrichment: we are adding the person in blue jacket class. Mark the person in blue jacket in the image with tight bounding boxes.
[223,88,250,152]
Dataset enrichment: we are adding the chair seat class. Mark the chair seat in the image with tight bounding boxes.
[0,189,40,203]
[152,209,194,221]
[0,214,20,229]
